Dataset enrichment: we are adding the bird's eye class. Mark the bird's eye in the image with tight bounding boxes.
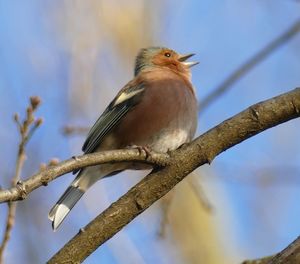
[164,52,171,57]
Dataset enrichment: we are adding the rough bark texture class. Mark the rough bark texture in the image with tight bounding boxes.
[48,88,300,263]
[268,236,300,264]
[243,236,300,264]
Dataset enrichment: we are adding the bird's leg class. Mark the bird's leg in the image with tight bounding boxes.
[127,144,152,159]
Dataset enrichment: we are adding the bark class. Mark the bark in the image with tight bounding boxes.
[243,236,300,264]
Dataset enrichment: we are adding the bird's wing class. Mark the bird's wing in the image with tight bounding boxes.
[82,80,145,154]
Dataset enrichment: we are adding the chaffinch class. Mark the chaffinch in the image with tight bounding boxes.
[49,47,198,230]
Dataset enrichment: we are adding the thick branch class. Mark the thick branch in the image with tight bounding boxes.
[0,150,169,203]
[48,88,300,263]
[268,236,300,264]
[242,236,300,264]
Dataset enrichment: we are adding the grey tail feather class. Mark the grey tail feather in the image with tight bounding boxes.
[48,185,84,231]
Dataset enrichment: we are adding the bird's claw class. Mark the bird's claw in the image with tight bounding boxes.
[128,144,152,159]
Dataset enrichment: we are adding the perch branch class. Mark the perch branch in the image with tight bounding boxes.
[0,149,169,203]
[48,88,300,263]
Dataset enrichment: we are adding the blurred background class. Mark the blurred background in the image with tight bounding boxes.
[0,1,300,263]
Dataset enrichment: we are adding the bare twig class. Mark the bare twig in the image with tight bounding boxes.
[0,96,42,264]
[0,149,170,203]
[48,88,300,263]
[199,19,300,113]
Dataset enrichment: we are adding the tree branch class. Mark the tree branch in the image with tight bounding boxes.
[242,236,300,264]
[268,236,300,264]
[0,149,169,203]
[0,96,42,264]
[48,88,300,263]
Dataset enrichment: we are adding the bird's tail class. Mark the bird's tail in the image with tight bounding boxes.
[48,183,84,231]
[48,164,126,231]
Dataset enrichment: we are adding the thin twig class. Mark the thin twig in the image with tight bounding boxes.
[0,149,170,203]
[0,153,26,264]
[0,96,42,264]
[199,19,300,113]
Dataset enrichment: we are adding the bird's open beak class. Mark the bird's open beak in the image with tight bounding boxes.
[178,53,199,68]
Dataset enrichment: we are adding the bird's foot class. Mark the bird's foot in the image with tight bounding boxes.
[127,144,152,159]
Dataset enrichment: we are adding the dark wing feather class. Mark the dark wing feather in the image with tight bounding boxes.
[82,81,145,154]
[82,105,130,153]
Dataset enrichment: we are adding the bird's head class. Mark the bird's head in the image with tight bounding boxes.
[134,47,198,79]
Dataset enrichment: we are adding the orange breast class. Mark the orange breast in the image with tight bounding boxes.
[111,69,197,148]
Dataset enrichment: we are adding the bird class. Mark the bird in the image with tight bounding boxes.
[49,46,199,230]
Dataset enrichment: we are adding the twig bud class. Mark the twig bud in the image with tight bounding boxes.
[30,96,41,109]
[49,158,59,166]
[13,113,19,122]
[35,118,43,127]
